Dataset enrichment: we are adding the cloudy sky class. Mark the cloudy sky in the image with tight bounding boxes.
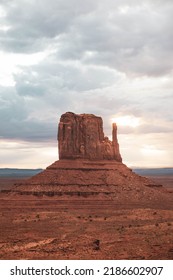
[0,0,173,168]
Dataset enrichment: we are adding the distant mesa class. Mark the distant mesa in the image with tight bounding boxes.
[58,112,122,162]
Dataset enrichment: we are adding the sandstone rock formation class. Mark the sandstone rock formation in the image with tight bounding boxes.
[10,112,162,199]
[58,112,122,161]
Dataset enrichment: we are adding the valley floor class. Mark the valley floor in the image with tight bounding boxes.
[0,175,173,260]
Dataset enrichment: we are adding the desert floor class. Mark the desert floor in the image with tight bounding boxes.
[0,175,173,260]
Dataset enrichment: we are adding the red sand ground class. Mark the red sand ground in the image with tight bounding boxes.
[0,175,173,260]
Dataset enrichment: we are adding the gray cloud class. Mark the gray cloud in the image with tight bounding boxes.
[0,0,173,168]
[0,0,97,53]
[0,87,55,141]
[0,0,172,76]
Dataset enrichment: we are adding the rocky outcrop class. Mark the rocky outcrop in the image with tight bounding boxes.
[58,112,122,161]
[11,112,162,198]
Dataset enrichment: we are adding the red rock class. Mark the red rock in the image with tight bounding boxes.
[11,112,162,199]
[58,112,122,161]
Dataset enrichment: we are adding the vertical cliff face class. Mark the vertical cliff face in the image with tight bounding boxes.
[58,112,122,161]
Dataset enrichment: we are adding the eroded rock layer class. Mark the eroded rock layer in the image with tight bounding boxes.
[12,159,162,202]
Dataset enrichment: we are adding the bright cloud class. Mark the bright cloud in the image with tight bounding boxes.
[0,50,52,86]
[112,115,141,128]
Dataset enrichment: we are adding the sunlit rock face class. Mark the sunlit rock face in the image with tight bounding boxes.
[58,112,122,162]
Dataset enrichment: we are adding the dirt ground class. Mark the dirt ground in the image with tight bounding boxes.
[0,176,173,260]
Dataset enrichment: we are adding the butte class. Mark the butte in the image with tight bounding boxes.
[12,112,167,205]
